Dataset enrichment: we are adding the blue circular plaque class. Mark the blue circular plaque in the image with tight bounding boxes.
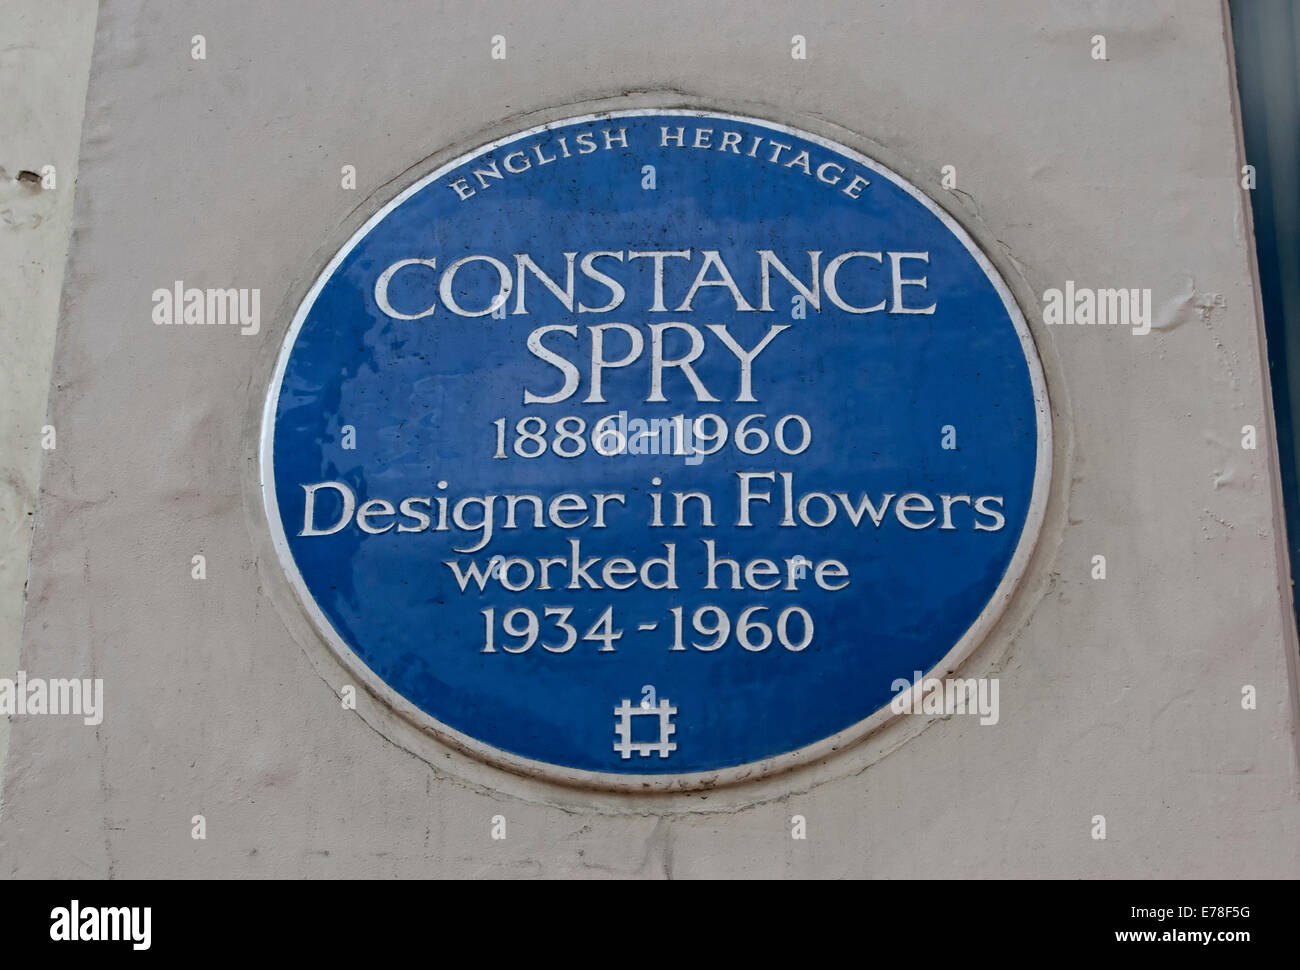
[262,109,1050,787]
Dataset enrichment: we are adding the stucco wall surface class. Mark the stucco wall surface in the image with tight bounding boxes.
[0,0,97,797]
[1,0,1297,878]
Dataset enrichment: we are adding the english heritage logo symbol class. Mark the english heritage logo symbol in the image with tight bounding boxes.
[261,109,1051,788]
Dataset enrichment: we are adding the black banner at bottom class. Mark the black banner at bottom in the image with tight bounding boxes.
[0,878,1283,956]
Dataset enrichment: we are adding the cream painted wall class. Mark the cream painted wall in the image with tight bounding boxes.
[0,0,98,798]
[0,0,1296,877]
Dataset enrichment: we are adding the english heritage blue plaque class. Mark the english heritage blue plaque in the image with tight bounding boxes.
[262,109,1050,786]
